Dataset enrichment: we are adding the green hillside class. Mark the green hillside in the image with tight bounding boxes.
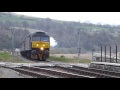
[0,12,118,31]
[0,12,120,53]
[0,12,115,30]
[0,12,41,24]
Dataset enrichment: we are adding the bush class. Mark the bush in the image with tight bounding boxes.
[60,55,65,58]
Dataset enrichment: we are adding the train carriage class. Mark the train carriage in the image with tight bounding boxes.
[20,32,50,61]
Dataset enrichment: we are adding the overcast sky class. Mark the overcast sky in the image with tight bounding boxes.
[14,12,120,25]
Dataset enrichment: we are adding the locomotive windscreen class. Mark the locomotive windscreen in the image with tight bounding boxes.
[41,36,49,42]
[32,36,49,42]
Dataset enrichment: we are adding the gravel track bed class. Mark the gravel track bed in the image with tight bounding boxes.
[0,67,33,78]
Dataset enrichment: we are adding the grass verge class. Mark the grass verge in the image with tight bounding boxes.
[49,56,91,63]
[0,52,31,63]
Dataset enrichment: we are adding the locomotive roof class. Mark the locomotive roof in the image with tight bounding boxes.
[30,32,49,36]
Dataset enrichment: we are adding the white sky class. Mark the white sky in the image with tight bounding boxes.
[14,12,120,25]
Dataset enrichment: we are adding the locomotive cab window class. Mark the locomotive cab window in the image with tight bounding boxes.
[32,36,49,42]
[32,36,40,41]
[41,36,49,42]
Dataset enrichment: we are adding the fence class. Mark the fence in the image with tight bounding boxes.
[93,45,120,63]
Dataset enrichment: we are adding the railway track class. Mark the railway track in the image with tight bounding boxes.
[2,55,120,78]
[1,64,120,78]
[34,65,120,78]
[17,66,93,78]
[0,66,93,78]
[69,65,120,78]
[1,66,53,78]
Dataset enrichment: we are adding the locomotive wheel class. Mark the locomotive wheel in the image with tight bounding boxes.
[37,55,41,60]
[42,55,46,61]
[27,52,31,58]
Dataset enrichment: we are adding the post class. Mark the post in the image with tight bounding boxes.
[78,31,80,61]
[101,46,102,62]
[116,45,117,63]
[92,48,95,61]
[13,31,15,57]
[11,27,15,60]
[105,46,106,62]
[109,46,111,62]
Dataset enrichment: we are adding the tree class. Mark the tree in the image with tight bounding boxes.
[22,21,29,28]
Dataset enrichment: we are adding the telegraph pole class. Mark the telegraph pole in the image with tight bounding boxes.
[78,31,80,60]
[92,48,95,61]
[11,27,15,60]
[77,28,83,62]
[77,28,84,62]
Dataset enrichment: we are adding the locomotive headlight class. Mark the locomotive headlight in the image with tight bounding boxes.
[36,44,39,46]
[43,44,45,46]
[41,47,44,50]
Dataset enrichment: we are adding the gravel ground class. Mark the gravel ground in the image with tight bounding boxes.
[0,67,33,78]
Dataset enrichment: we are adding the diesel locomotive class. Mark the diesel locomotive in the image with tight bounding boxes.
[20,32,50,61]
